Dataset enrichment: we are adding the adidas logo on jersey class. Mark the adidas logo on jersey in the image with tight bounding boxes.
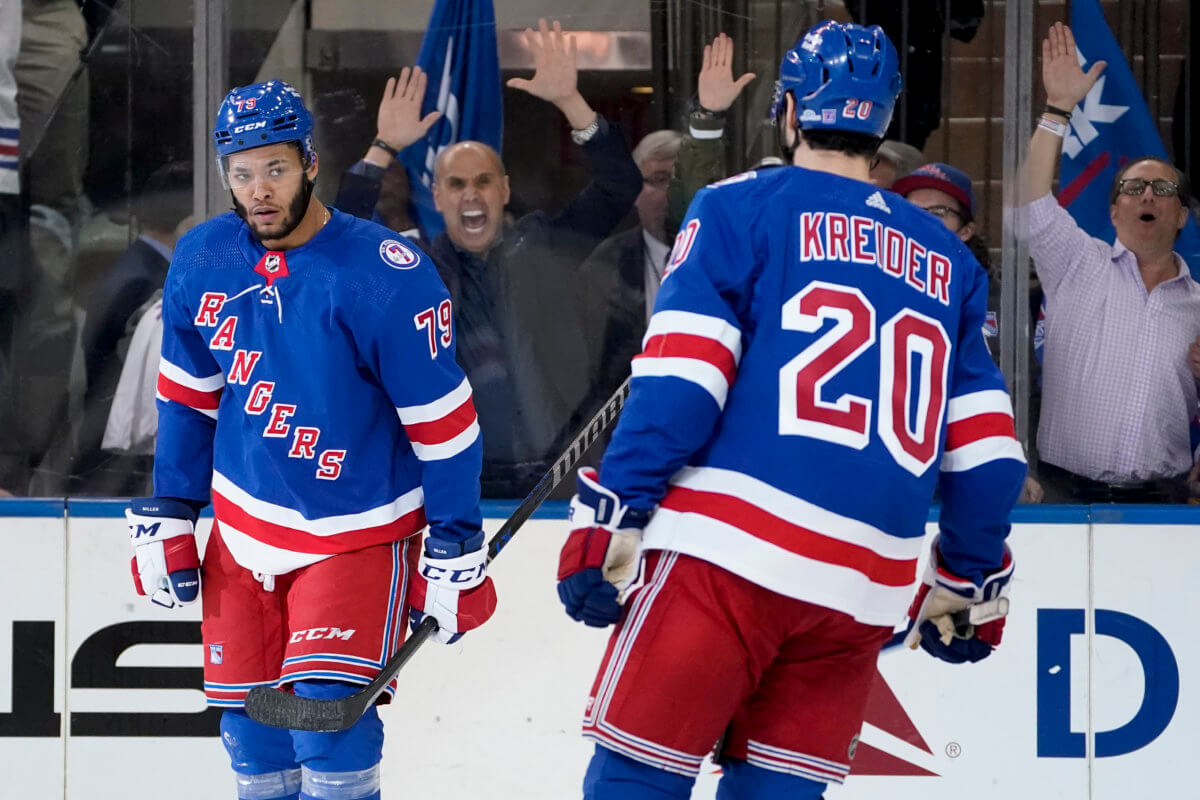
[866,191,891,213]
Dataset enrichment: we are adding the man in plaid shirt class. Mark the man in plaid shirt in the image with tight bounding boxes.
[1025,22,1200,503]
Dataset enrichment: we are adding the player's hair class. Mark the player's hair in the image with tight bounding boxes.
[137,161,194,233]
[799,128,884,160]
[1107,156,1191,205]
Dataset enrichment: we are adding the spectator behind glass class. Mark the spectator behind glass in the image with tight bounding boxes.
[16,0,88,226]
[870,138,924,188]
[331,20,641,497]
[69,161,193,494]
[894,162,1043,503]
[432,20,639,496]
[0,0,25,496]
[335,65,439,238]
[577,33,756,427]
[1025,22,1200,504]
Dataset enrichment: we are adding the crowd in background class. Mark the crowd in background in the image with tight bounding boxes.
[0,0,1197,506]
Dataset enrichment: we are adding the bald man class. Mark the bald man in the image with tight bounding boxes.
[431,141,510,256]
[336,22,641,497]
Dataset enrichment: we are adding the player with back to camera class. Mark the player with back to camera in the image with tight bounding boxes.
[555,20,1027,800]
[123,80,495,800]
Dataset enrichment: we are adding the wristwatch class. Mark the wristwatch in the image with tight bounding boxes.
[570,116,601,145]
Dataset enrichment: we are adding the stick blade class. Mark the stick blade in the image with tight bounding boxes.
[244,686,360,732]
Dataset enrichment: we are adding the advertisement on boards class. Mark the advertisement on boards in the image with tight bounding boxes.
[0,507,1194,799]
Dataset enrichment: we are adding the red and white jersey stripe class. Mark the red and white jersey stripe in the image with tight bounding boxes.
[157,357,224,419]
[632,310,742,409]
[395,377,480,462]
[210,470,425,574]
[642,466,923,625]
[940,389,1025,472]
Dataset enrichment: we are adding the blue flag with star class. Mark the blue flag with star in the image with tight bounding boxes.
[399,0,503,239]
[1060,0,1200,277]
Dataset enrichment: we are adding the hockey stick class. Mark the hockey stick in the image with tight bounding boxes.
[244,377,633,732]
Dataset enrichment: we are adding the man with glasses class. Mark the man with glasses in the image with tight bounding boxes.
[1025,22,1200,503]
[893,162,977,242]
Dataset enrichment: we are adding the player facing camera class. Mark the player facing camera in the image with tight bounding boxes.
[127,75,494,800]
[769,20,902,163]
[213,80,324,248]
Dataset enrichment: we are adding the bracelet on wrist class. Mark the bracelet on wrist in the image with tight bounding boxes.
[692,103,727,120]
[1037,116,1068,139]
[1044,103,1072,120]
[570,116,601,145]
[371,138,400,158]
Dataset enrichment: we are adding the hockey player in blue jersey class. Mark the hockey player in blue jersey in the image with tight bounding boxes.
[123,80,495,800]
[556,20,1026,800]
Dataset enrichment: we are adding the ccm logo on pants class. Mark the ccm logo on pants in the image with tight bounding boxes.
[289,627,356,643]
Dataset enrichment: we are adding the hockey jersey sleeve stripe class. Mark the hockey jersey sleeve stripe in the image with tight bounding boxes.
[399,395,479,446]
[213,490,426,555]
[395,377,473,424]
[637,332,738,384]
[945,412,1016,450]
[630,356,734,408]
[940,436,1027,472]
[409,419,481,462]
[159,358,226,392]
[156,372,222,413]
[946,388,1014,422]
[641,309,743,360]
[660,487,917,586]
[156,389,218,420]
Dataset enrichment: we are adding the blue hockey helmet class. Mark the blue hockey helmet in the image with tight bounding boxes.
[770,20,901,138]
[212,80,316,165]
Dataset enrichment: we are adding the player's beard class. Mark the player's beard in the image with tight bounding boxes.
[232,174,315,244]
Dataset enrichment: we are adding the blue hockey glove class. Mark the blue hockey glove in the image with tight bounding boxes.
[126,498,201,609]
[409,533,497,645]
[557,468,651,627]
[905,536,1013,664]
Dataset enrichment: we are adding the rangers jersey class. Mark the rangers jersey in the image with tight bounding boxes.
[154,208,482,576]
[599,167,1026,626]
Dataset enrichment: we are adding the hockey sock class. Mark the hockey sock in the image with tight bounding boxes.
[220,709,301,800]
[715,757,826,800]
[583,745,694,800]
[289,681,383,800]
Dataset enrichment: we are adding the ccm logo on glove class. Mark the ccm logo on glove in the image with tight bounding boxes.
[419,561,486,585]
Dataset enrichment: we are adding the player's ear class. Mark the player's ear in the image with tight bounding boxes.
[783,93,799,147]
[305,152,319,181]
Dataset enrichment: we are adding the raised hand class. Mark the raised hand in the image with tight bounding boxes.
[375,66,442,152]
[1042,22,1106,110]
[698,33,756,112]
[506,19,581,107]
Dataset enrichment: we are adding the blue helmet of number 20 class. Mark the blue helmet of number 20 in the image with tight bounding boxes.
[770,20,902,139]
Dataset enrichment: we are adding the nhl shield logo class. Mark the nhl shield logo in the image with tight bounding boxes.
[380,239,419,270]
[264,254,281,274]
